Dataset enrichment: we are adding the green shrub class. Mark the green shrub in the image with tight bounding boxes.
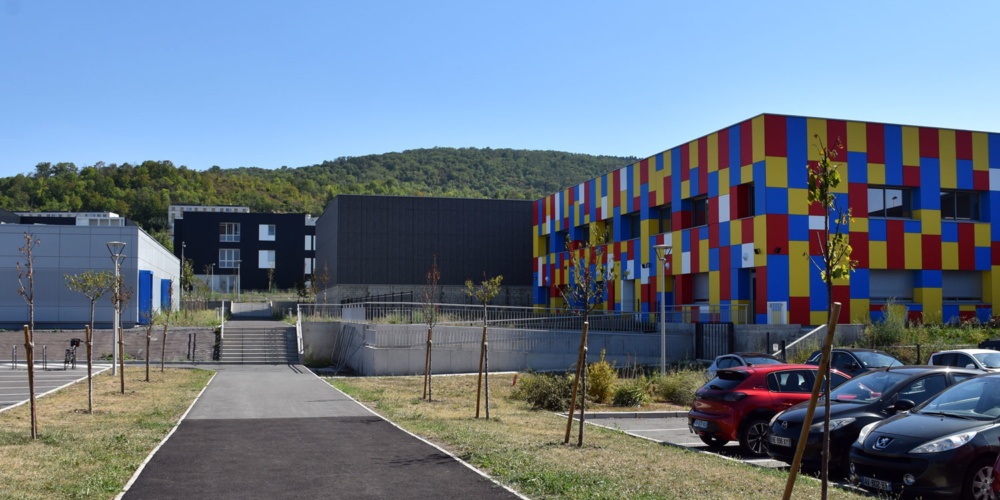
[860,298,907,347]
[655,369,706,406]
[612,377,649,407]
[586,349,617,404]
[510,371,577,411]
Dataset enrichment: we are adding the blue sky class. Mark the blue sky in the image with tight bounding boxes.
[0,1,997,176]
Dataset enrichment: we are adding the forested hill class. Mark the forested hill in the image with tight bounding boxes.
[0,147,635,244]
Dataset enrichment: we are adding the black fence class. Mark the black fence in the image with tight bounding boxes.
[341,291,413,305]
[696,322,735,360]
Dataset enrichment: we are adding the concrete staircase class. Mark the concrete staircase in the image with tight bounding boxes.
[220,326,297,364]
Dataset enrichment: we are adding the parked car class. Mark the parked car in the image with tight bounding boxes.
[850,373,1000,498]
[704,352,784,380]
[929,349,1000,372]
[806,348,903,378]
[687,364,850,457]
[767,366,980,476]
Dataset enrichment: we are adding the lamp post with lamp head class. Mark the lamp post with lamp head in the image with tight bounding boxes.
[106,241,126,376]
[653,244,672,374]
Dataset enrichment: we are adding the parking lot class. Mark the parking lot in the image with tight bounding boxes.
[0,362,112,411]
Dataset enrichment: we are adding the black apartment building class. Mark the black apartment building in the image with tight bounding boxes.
[173,211,317,292]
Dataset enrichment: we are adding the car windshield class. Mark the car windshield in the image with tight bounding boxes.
[852,351,903,368]
[974,353,1000,369]
[828,371,910,403]
[702,371,748,392]
[743,357,782,366]
[917,377,1000,420]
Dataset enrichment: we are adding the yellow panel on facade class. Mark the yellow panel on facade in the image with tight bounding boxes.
[681,180,690,199]
[807,119,828,162]
[984,270,993,304]
[832,162,848,194]
[766,156,788,188]
[988,267,1000,307]
[709,270,720,304]
[754,216,767,267]
[533,234,545,258]
[662,274,674,293]
[905,233,922,269]
[920,288,942,323]
[973,132,990,171]
[916,210,941,236]
[847,121,867,152]
[810,311,828,326]
[870,241,887,269]
[595,177,603,212]
[700,239,709,273]
[633,163,642,202]
[789,242,810,297]
[689,140,700,170]
[939,129,957,183]
[902,127,920,165]
[976,223,991,247]
[868,163,886,185]
[731,220,742,246]
[850,299,870,323]
[719,168,730,196]
[851,217,869,233]
[753,116,766,164]
[671,231,682,274]
[741,164,753,184]
[708,133,719,173]
[788,188,809,215]
[942,242,959,270]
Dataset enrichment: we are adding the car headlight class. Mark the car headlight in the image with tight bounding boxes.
[811,417,855,432]
[909,431,977,454]
[857,422,878,446]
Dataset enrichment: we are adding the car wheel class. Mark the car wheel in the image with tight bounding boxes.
[699,434,729,447]
[963,457,996,500]
[738,417,770,457]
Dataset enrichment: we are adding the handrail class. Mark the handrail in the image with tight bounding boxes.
[295,304,303,363]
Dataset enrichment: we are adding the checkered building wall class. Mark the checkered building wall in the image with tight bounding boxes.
[532,114,1000,325]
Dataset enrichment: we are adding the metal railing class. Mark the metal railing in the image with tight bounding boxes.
[341,291,413,305]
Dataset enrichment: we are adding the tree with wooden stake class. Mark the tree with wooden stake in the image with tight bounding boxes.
[140,311,157,382]
[465,273,503,419]
[111,278,134,395]
[64,270,115,413]
[560,228,622,445]
[315,261,331,304]
[421,256,440,401]
[16,232,40,439]
[162,280,173,373]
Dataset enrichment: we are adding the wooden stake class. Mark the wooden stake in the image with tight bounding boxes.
[23,325,37,439]
[781,302,842,500]
[564,321,589,444]
[475,325,486,418]
[119,327,125,395]
[85,325,93,413]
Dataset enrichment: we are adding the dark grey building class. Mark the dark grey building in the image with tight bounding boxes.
[315,195,533,305]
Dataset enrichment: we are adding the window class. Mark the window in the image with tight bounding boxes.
[626,213,641,240]
[658,204,672,233]
[734,183,755,219]
[576,224,591,245]
[258,250,276,269]
[304,235,314,251]
[869,270,914,302]
[868,187,911,218]
[832,352,856,371]
[898,375,947,407]
[219,249,240,269]
[768,370,815,393]
[942,271,982,302]
[693,272,710,303]
[831,372,850,388]
[220,223,240,242]
[691,196,708,227]
[304,257,315,275]
[259,224,276,241]
[716,357,738,369]
[941,190,981,221]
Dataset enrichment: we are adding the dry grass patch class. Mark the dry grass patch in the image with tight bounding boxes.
[327,374,866,500]
[0,368,213,500]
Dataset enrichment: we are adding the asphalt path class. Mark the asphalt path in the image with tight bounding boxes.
[0,362,112,411]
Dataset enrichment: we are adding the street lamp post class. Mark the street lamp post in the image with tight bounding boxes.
[235,260,242,302]
[107,241,126,376]
[654,244,673,375]
[210,263,215,299]
[180,241,186,312]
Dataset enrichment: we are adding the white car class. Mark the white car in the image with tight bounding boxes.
[927,348,1000,371]
[704,352,784,380]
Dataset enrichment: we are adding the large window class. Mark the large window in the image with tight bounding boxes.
[868,187,911,218]
[220,223,240,242]
[734,183,755,219]
[941,190,981,221]
[869,269,914,302]
[626,213,641,240]
[219,249,240,269]
[693,272,710,303]
[691,196,708,228]
[258,250,276,269]
[658,204,672,234]
[259,224,276,241]
[942,270,982,302]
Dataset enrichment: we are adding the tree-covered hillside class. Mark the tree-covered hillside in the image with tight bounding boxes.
[0,148,635,246]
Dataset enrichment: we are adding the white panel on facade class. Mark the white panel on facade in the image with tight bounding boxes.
[943,271,983,301]
[718,194,730,223]
[741,243,754,268]
[991,170,1000,191]
[601,196,608,219]
[809,215,826,230]
[682,251,691,274]
[693,272,710,302]
[870,270,914,301]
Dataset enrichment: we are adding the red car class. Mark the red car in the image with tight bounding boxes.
[688,364,851,457]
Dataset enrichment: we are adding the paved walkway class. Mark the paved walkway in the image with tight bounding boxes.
[123,363,520,499]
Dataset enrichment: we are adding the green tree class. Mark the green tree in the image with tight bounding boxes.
[465,273,503,419]
[64,270,115,413]
[421,256,440,401]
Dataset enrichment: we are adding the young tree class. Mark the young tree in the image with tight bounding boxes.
[181,258,195,318]
[267,268,276,293]
[16,232,40,439]
[421,256,440,401]
[64,270,115,413]
[559,228,623,445]
[464,273,503,419]
[314,261,331,304]
[140,311,157,382]
[162,279,173,373]
[111,278,134,395]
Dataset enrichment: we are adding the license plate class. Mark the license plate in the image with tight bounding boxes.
[692,419,708,429]
[862,476,892,492]
[769,435,791,447]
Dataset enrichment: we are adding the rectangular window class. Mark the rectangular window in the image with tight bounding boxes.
[693,272,710,303]
[304,235,314,251]
[220,223,241,242]
[259,224,276,241]
[940,190,980,221]
[942,270,982,301]
[304,257,314,275]
[627,213,641,240]
[691,196,708,228]
[219,249,240,269]
[258,250,276,269]
[577,224,591,245]
[658,204,672,234]
[869,269,914,302]
[734,183,755,219]
[868,187,911,218]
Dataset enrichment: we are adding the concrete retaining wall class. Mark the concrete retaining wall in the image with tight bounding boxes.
[321,285,534,307]
[0,326,217,362]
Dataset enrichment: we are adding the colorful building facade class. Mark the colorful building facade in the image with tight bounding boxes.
[533,114,1000,325]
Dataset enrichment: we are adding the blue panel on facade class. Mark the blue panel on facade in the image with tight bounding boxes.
[904,220,922,234]
[708,171,719,198]
[699,226,708,240]
[709,247,720,271]
[753,161,767,213]
[730,124,741,172]
[672,149,683,203]
[656,153,664,171]
[767,254,789,302]
[957,159,974,190]
[766,187,789,215]
[915,270,943,288]
[809,256,828,311]
[869,218,887,241]
[885,125,903,170]
[978,307,993,324]
[976,247,991,271]
[719,221,730,247]
[789,215,809,241]
[160,278,171,311]
[139,270,153,325]
[848,152,868,184]
[640,184,650,219]
[851,268,869,299]
[942,222,959,243]
[682,230,691,252]
[991,134,1000,168]
[942,305,961,324]
[991,193,1000,240]
[920,158,942,210]
[787,117,808,189]
[690,167,700,197]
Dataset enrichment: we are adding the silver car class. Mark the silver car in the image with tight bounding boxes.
[704,352,784,380]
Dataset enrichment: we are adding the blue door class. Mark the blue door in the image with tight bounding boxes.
[139,270,153,325]
[161,279,172,311]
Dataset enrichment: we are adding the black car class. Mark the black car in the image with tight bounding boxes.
[806,348,904,378]
[767,366,980,475]
[850,373,1000,498]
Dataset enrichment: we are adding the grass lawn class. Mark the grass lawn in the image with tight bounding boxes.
[0,367,213,500]
[327,374,866,500]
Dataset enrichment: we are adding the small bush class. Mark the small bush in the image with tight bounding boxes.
[510,372,576,412]
[586,349,617,404]
[655,369,706,406]
[612,377,649,407]
[860,298,907,347]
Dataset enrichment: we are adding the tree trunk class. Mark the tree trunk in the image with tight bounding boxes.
[564,320,589,444]
[87,303,95,414]
[475,323,486,418]
[578,347,588,447]
[145,330,151,382]
[484,339,490,420]
[119,327,125,395]
[161,323,168,373]
[23,325,37,439]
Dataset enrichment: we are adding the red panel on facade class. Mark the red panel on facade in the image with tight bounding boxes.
[922,235,942,270]
[532,200,539,226]
[919,127,940,158]
[827,120,848,156]
[959,311,977,323]
[790,297,811,325]
[708,197,719,227]
[851,232,869,268]
[956,130,973,160]
[698,137,708,171]
[866,123,886,164]
[709,221,720,249]
[974,171,990,191]
[848,183,868,217]
[627,240,635,262]
[742,218,755,243]
[662,176,671,205]
[681,143,691,181]
[729,186,740,220]
[833,285,851,324]
[719,128,730,170]
[908,310,924,324]
[958,223,975,270]
[690,229,700,273]
[699,154,709,196]
[740,119,753,167]
[993,242,1000,266]
[719,246,731,300]
[755,266,767,315]
[903,166,921,187]
[886,220,905,269]
[612,169,620,210]
[765,114,787,157]
[810,230,825,255]
[640,159,649,184]
[767,215,789,254]
[677,274,693,305]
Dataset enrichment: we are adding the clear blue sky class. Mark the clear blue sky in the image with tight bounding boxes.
[0,1,997,176]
